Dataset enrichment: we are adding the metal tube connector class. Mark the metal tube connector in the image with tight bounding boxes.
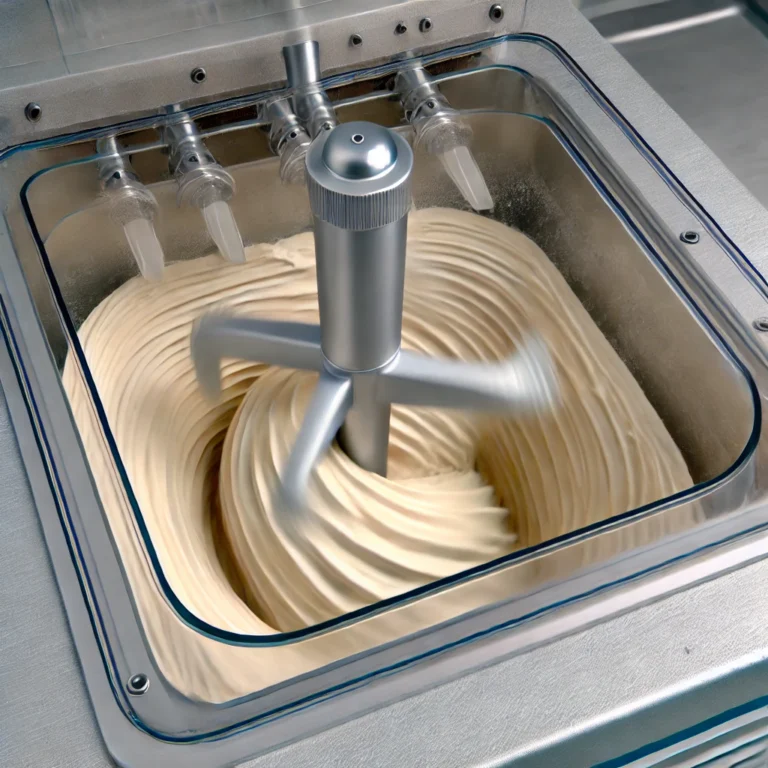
[263,96,312,185]
[163,116,245,263]
[97,136,165,280]
[282,41,337,139]
[395,65,471,154]
[395,64,493,211]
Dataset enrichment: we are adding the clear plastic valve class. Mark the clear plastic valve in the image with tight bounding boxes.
[105,183,166,281]
[176,167,245,265]
[122,217,165,281]
[202,199,245,264]
[414,115,494,212]
[439,145,494,212]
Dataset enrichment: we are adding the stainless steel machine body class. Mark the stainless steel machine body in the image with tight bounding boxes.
[4,1,768,767]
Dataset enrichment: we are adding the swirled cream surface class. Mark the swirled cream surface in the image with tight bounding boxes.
[62,208,693,701]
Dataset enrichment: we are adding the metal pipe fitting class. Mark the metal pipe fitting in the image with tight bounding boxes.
[264,96,312,185]
[283,40,322,87]
[96,136,165,280]
[395,64,493,211]
[282,41,337,139]
[394,65,471,154]
[97,136,156,220]
[163,115,245,263]
[164,116,235,208]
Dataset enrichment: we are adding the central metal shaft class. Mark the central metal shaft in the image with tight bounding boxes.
[191,120,558,515]
[306,122,412,475]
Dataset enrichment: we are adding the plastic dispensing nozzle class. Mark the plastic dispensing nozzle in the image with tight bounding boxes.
[97,137,165,281]
[394,65,493,212]
[164,117,245,264]
[198,190,245,266]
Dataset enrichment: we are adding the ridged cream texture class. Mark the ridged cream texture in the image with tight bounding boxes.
[62,208,694,702]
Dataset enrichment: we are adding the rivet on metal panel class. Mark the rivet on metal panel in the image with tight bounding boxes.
[395,22,408,35]
[680,230,700,244]
[126,673,150,695]
[24,103,42,123]
[419,18,433,33]
[349,34,363,47]
[753,317,768,332]
[190,67,207,84]
[489,4,504,21]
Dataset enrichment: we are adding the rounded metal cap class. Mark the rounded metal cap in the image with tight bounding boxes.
[306,121,412,231]
[321,123,398,180]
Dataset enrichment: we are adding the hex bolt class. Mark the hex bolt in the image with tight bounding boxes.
[419,17,433,33]
[680,230,700,244]
[349,33,363,47]
[126,673,150,696]
[190,67,207,84]
[489,4,504,21]
[753,317,768,333]
[395,22,408,34]
[24,102,42,123]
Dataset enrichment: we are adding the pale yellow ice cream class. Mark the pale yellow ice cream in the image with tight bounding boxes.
[62,208,693,701]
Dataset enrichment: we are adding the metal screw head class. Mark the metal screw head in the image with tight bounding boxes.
[680,230,700,244]
[395,22,408,34]
[419,17,433,33]
[126,673,150,696]
[190,67,207,84]
[753,317,768,332]
[489,3,504,21]
[349,33,363,47]
[24,102,42,123]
